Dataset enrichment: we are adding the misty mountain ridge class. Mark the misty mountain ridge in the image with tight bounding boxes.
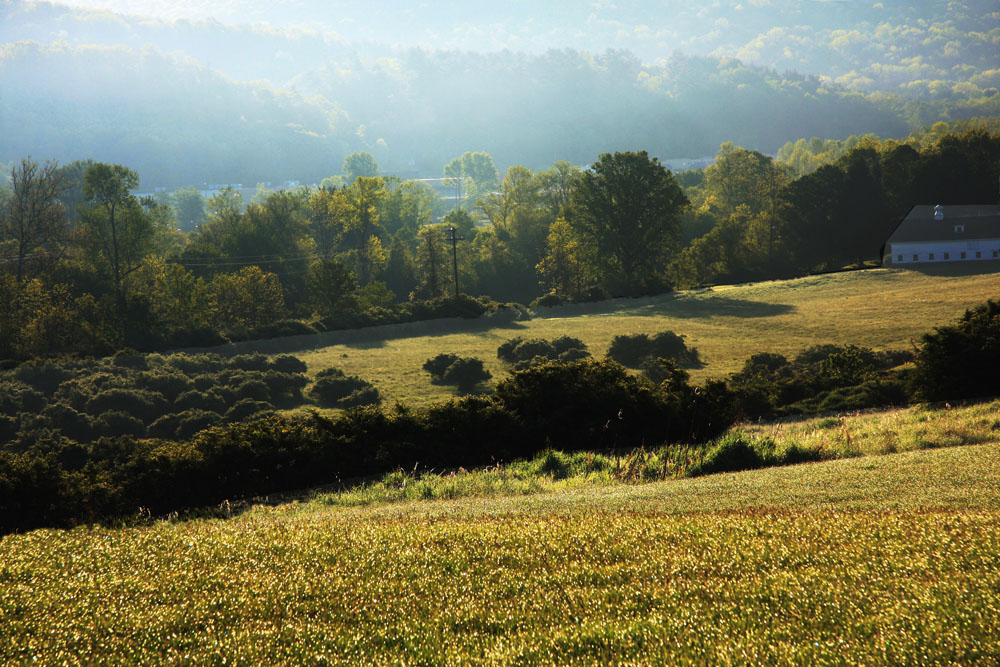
[1,0,998,186]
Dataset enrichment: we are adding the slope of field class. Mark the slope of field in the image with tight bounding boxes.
[3,443,998,664]
[232,266,1000,409]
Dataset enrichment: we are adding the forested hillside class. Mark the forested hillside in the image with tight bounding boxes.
[2,0,998,184]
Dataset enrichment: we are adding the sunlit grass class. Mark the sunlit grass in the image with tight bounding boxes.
[2,443,999,665]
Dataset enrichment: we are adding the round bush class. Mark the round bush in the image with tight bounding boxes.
[133,370,194,402]
[310,375,371,407]
[224,399,272,423]
[174,409,223,440]
[235,379,271,403]
[163,353,227,375]
[270,355,308,375]
[174,390,228,415]
[423,354,460,381]
[85,389,169,424]
[229,353,271,372]
[42,403,95,443]
[442,357,492,393]
[96,411,147,438]
[339,386,382,408]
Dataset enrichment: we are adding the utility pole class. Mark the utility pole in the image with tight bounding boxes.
[448,226,463,298]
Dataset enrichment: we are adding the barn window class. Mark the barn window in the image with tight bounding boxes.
[929,253,935,260]
[913,254,919,261]
[897,254,903,262]
[954,224,965,233]
[995,250,999,258]
[961,252,966,259]
[976,251,981,258]
[943,252,949,260]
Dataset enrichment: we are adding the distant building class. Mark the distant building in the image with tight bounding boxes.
[883,204,1000,265]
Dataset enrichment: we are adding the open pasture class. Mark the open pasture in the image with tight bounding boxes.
[235,266,1000,408]
[2,443,998,665]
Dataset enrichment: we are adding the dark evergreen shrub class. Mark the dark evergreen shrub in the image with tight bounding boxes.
[133,370,194,402]
[230,353,271,372]
[530,293,566,308]
[310,373,372,408]
[163,353,227,375]
[85,389,168,424]
[174,390,227,415]
[339,386,382,408]
[112,350,149,370]
[422,354,460,380]
[910,299,1000,401]
[96,411,147,438]
[271,355,308,375]
[42,404,95,443]
[174,409,223,440]
[262,370,309,401]
[162,326,227,349]
[235,379,271,403]
[149,414,183,439]
[497,336,589,369]
[224,399,272,423]
[12,363,73,396]
[0,415,18,444]
[607,331,699,368]
[441,357,492,393]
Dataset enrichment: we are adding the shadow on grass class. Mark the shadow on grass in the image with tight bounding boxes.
[631,295,796,319]
[206,315,529,357]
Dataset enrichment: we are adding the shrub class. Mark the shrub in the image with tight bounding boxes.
[441,358,492,394]
[423,354,461,380]
[174,409,223,440]
[910,299,1000,401]
[85,389,169,424]
[230,353,271,372]
[606,331,699,368]
[133,370,194,401]
[174,390,228,415]
[310,372,373,408]
[271,355,308,375]
[42,404,95,443]
[249,319,317,339]
[111,350,149,370]
[95,411,147,438]
[496,336,589,369]
[148,413,183,439]
[689,434,765,476]
[235,379,271,403]
[163,353,228,375]
[224,399,272,423]
[530,293,566,308]
[12,363,74,396]
[339,386,382,408]
[0,415,19,444]
[262,370,309,402]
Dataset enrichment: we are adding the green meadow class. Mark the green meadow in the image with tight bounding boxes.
[230,266,1000,409]
[3,440,998,665]
[4,266,999,664]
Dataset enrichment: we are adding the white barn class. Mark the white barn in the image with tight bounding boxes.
[884,204,1000,265]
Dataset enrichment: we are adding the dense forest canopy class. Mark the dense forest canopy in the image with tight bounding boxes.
[1,0,998,185]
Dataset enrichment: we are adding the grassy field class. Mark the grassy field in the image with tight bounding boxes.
[231,266,1000,409]
[3,441,998,665]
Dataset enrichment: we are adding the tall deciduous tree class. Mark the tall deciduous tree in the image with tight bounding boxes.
[1,158,67,282]
[570,151,688,292]
[79,163,153,296]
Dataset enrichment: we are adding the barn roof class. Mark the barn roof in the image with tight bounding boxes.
[887,205,1000,245]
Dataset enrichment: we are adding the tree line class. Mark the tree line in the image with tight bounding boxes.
[2,121,999,360]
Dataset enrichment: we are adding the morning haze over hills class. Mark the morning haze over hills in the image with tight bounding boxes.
[2,0,998,185]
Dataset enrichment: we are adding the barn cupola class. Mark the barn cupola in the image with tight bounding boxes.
[933,204,944,221]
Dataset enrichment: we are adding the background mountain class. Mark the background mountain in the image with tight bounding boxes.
[1,0,997,186]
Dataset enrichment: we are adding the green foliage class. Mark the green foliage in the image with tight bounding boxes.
[606,331,700,369]
[570,151,688,294]
[911,299,1000,402]
[310,369,380,408]
[423,354,492,394]
[496,335,590,370]
[728,344,914,418]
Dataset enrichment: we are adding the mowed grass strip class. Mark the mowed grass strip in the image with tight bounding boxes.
[3,444,999,665]
[277,267,1000,408]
